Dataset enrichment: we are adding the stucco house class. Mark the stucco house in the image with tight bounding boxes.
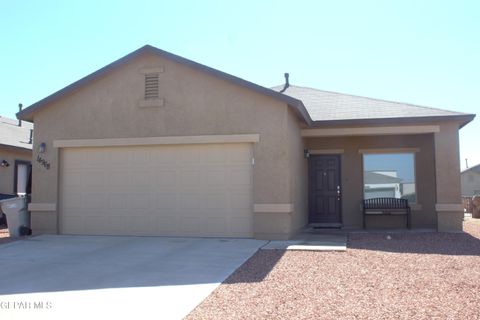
[16,45,475,239]
[0,116,33,199]
[461,164,480,197]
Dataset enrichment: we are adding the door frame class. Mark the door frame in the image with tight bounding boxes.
[307,154,343,225]
[13,160,32,195]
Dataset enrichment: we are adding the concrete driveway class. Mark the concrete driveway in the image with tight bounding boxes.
[0,235,266,320]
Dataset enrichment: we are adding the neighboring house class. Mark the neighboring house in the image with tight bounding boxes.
[16,45,475,239]
[0,116,33,198]
[461,164,480,197]
[364,171,402,199]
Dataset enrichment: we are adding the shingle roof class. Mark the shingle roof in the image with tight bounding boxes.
[0,117,33,150]
[462,163,480,174]
[272,85,473,124]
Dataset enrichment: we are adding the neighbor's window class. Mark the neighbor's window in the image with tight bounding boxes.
[363,153,416,203]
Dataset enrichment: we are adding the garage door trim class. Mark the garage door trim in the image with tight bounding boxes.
[53,134,260,148]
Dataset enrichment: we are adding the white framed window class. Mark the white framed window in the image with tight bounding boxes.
[363,153,416,203]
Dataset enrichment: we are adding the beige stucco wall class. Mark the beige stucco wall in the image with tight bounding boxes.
[461,171,480,197]
[254,108,309,239]
[287,108,308,233]
[28,52,304,239]
[306,133,437,229]
[434,121,464,231]
[0,146,31,195]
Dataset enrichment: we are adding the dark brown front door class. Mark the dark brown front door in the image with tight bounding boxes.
[308,155,342,224]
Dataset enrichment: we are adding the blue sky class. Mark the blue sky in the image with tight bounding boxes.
[1,1,478,169]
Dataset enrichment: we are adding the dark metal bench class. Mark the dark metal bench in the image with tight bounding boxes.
[363,197,411,229]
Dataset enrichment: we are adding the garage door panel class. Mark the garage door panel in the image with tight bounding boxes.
[129,170,153,190]
[180,217,228,236]
[84,215,110,234]
[155,170,178,192]
[106,148,131,167]
[62,171,84,189]
[82,193,106,210]
[132,148,155,166]
[61,149,86,169]
[108,216,128,234]
[106,170,129,189]
[129,215,157,234]
[230,193,251,210]
[62,193,83,209]
[205,145,227,163]
[176,147,200,163]
[61,216,84,234]
[206,193,228,210]
[152,148,177,164]
[107,193,128,209]
[228,217,252,233]
[83,170,106,190]
[84,151,107,168]
[156,216,180,233]
[204,218,228,234]
[155,194,177,209]
[179,170,202,190]
[177,193,200,210]
[126,193,151,210]
[60,143,253,237]
[226,145,251,163]
[205,169,227,188]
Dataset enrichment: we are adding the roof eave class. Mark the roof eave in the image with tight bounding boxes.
[309,114,476,128]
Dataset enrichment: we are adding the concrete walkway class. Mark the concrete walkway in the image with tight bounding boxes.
[0,235,266,320]
[262,233,347,251]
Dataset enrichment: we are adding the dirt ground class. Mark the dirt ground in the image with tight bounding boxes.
[187,220,480,320]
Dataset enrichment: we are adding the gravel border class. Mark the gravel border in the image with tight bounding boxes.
[186,220,480,320]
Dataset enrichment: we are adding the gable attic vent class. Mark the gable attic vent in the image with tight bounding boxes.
[144,73,159,99]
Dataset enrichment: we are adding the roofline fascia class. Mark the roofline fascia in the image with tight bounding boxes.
[290,101,313,126]
[0,143,33,152]
[309,114,475,128]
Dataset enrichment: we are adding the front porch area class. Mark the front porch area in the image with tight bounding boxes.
[301,122,464,232]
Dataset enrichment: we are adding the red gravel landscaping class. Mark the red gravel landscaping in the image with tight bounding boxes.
[186,220,480,320]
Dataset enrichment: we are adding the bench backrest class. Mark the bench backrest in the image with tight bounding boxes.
[363,197,409,209]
